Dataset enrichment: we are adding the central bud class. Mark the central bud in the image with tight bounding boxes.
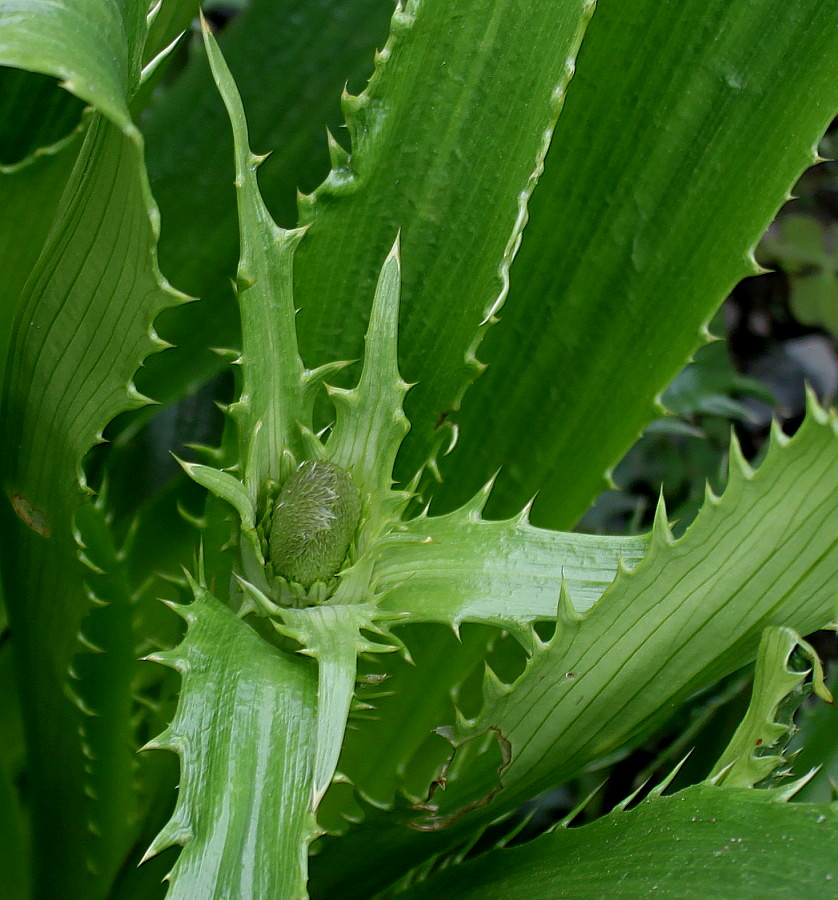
[269,460,362,590]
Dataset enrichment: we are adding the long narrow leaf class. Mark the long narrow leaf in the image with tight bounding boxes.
[293,0,595,484]
[376,491,647,636]
[404,786,838,899]
[136,0,394,410]
[440,0,838,527]
[0,13,185,878]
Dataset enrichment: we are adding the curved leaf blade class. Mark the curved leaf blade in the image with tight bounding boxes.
[710,627,831,789]
[405,786,838,899]
[0,114,184,897]
[0,0,144,132]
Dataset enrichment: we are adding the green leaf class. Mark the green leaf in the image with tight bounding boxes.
[70,496,146,889]
[425,396,837,824]
[201,15,309,491]
[0,0,146,133]
[136,0,594,440]
[403,786,838,899]
[135,0,393,411]
[144,587,319,900]
[276,604,401,810]
[291,0,595,478]
[709,627,831,789]
[331,623,497,812]
[0,126,83,397]
[375,484,648,639]
[0,112,183,897]
[325,237,410,526]
[177,458,256,528]
[143,0,200,70]
[439,0,838,528]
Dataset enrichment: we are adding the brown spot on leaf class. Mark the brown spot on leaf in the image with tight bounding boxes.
[11,494,50,537]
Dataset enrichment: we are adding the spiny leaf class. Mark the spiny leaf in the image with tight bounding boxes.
[0,111,186,897]
[424,396,837,825]
[331,623,499,812]
[374,491,648,641]
[276,603,404,810]
[291,0,597,484]
[403,785,838,899]
[134,0,394,414]
[325,236,411,530]
[709,626,832,790]
[201,15,309,493]
[143,588,319,899]
[71,497,142,888]
[441,0,838,528]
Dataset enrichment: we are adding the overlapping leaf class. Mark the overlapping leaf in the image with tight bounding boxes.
[404,786,837,899]
[136,0,394,410]
[137,0,596,470]
[0,0,143,132]
[709,627,831,789]
[428,398,837,823]
[144,588,319,900]
[293,0,595,480]
[308,398,836,897]
[440,0,838,528]
[0,5,186,895]
[405,627,836,899]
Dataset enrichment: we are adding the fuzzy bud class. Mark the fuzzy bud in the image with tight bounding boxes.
[269,461,361,589]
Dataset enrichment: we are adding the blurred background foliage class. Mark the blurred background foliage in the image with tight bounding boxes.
[581,122,837,540]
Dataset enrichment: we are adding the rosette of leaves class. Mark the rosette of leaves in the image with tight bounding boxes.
[131,21,838,900]
[158,19,652,860]
[1,2,836,900]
